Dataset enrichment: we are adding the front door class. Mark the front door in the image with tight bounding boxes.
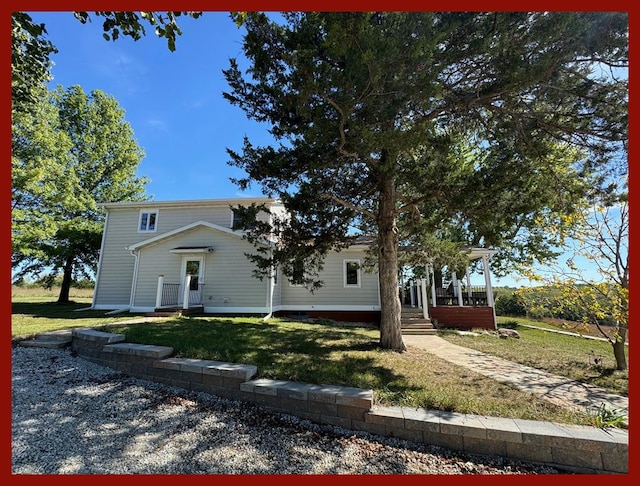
[179,256,205,306]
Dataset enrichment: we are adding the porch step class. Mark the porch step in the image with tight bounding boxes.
[146,306,204,318]
[401,324,437,335]
[400,308,437,335]
[15,330,73,349]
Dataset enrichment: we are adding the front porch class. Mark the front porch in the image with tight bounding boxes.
[402,248,498,330]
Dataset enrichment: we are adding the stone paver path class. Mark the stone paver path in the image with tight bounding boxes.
[403,335,628,421]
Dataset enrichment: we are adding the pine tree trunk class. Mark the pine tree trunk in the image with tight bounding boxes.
[56,256,73,304]
[377,175,406,351]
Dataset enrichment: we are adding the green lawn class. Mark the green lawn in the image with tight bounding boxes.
[438,316,628,397]
[11,287,627,428]
[11,286,142,338]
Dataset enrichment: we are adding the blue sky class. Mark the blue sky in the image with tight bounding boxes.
[33,11,274,202]
[25,10,622,289]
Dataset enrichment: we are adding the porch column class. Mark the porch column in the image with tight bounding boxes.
[420,278,430,319]
[483,254,497,329]
[429,265,437,308]
[465,269,472,301]
[155,275,164,309]
[416,279,423,308]
[452,271,463,307]
[410,279,416,307]
[182,274,191,310]
[451,271,456,297]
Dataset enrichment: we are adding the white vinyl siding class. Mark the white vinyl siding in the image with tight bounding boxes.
[93,202,276,309]
[131,226,268,309]
[93,208,141,307]
[280,250,379,307]
[92,199,379,313]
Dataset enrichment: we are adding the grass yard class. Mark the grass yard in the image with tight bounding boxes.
[11,286,627,428]
[102,316,595,426]
[439,316,628,396]
[11,286,138,338]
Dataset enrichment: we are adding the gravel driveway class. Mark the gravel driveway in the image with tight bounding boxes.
[12,346,564,475]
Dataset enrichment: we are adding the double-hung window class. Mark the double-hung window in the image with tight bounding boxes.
[290,260,305,286]
[138,210,158,233]
[344,259,361,288]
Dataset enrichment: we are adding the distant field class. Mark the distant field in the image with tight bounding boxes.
[11,286,94,304]
[11,286,135,338]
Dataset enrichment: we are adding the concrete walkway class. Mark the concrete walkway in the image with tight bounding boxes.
[403,334,629,423]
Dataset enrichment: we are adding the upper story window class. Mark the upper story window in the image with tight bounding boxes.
[138,210,158,232]
[344,259,361,288]
[231,207,257,231]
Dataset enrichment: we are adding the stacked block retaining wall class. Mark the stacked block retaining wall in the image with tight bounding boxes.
[71,328,627,474]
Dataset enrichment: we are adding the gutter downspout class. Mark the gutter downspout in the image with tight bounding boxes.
[129,249,140,310]
[483,254,497,330]
[263,249,275,321]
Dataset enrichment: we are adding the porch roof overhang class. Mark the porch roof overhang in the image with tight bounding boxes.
[169,246,214,254]
[463,247,499,260]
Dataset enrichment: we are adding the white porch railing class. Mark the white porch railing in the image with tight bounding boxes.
[155,275,204,309]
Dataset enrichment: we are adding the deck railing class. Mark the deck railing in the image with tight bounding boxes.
[435,286,496,306]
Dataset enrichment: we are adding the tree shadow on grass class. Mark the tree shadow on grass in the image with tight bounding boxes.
[12,301,115,320]
[107,317,425,399]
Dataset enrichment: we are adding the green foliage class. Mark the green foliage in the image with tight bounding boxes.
[494,292,527,317]
[11,12,57,113]
[589,403,627,429]
[12,85,148,302]
[19,274,95,290]
[73,11,202,52]
[224,12,627,349]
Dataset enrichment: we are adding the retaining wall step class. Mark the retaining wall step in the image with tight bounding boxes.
[17,329,74,349]
[18,339,71,349]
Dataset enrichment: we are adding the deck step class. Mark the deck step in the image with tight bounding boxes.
[147,306,204,317]
[402,328,438,335]
[400,306,437,335]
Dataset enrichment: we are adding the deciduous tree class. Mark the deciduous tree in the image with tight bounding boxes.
[519,175,628,370]
[12,86,148,303]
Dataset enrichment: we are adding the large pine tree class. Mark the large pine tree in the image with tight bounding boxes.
[224,12,627,351]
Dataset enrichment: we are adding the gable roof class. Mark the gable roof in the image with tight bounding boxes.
[126,220,246,252]
[100,197,280,210]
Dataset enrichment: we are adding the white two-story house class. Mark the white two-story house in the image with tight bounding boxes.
[92,197,382,323]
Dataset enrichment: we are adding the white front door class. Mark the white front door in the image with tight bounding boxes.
[178,256,205,305]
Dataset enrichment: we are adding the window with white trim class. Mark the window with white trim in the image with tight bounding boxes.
[289,260,305,286]
[138,210,158,232]
[344,259,361,287]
